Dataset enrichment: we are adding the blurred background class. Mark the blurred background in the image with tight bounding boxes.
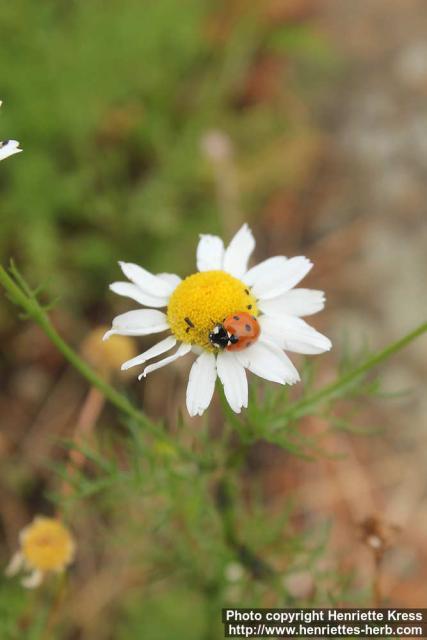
[1,0,427,637]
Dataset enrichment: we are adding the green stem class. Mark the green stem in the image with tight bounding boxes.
[39,573,68,640]
[0,265,196,462]
[0,264,154,429]
[215,476,275,580]
[287,320,427,418]
[216,385,277,581]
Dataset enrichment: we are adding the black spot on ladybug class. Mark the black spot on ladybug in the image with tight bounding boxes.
[244,289,249,295]
[246,341,252,348]
[233,315,240,320]
[185,327,190,333]
[245,324,251,332]
[184,317,194,328]
[247,304,252,310]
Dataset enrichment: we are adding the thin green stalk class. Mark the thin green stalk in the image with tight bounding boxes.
[215,476,275,581]
[0,264,153,429]
[287,320,427,419]
[0,265,196,463]
[216,385,277,582]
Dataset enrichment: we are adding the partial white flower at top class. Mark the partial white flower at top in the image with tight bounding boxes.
[0,100,22,161]
[105,224,332,417]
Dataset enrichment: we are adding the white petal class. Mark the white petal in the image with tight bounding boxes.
[121,335,177,370]
[18,521,32,544]
[157,272,182,289]
[216,350,248,413]
[109,282,168,308]
[119,262,173,297]
[0,139,22,161]
[260,314,332,354]
[197,234,224,272]
[103,309,169,340]
[139,342,192,379]
[246,256,313,300]
[223,223,255,278]
[191,345,204,355]
[235,339,300,384]
[22,569,44,589]
[186,351,217,416]
[259,289,325,317]
[243,256,288,286]
[5,551,24,577]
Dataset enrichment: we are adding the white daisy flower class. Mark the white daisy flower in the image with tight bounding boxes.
[0,100,22,161]
[105,224,331,417]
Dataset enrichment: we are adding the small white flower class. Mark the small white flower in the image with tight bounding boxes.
[0,100,22,161]
[105,224,331,417]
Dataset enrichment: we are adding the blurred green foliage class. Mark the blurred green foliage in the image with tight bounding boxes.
[0,3,351,638]
[0,0,333,313]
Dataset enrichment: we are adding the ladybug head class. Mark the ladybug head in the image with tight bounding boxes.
[208,323,230,350]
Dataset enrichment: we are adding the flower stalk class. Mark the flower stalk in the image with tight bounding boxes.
[285,320,427,421]
[0,264,198,465]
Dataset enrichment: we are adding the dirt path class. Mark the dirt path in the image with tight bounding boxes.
[312,0,427,605]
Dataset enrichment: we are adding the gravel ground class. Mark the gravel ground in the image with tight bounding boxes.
[297,0,427,605]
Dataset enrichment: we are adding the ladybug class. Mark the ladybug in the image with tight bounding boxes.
[209,311,261,351]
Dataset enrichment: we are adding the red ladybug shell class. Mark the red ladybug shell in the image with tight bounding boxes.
[223,311,260,351]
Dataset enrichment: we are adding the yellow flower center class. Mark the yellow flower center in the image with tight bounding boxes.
[167,270,258,351]
[21,517,75,572]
